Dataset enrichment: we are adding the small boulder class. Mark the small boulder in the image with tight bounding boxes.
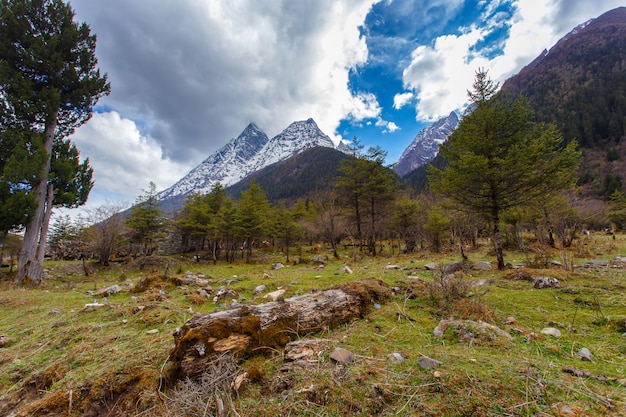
[424,262,439,270]
[388,352,406,365]
[272,262,285,270]
[443,262,469,274]
[343,265,353,274]
[253,285,266,295]
[471,261,492,271]
[385,264,401,270]
[578,347,593,362]
[329,347,354,364]
[96,285,121,297]
[534,277,560,289]
[264,289,286,302]
[417,356,442,369]
[540,327,562,338]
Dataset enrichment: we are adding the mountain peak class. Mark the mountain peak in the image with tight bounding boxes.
[157,118,336,203]
[393,111,459,177]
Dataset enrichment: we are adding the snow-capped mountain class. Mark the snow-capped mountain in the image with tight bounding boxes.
[157,118,336,200]
[393,111,459,177]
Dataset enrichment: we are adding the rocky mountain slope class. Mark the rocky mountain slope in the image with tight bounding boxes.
[157,118,337,203]
[393,111,459,177]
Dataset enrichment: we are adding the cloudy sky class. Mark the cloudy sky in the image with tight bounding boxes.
[65,0,624,213]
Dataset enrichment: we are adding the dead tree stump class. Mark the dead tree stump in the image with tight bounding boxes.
[169,279,390,380]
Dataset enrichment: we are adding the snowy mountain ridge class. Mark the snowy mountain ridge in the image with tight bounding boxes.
[392,111,459,177]
[157,118,337,200]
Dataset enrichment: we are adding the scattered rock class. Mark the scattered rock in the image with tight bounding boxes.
[552,402,584,417]
[578,347,593,361]
[534,277,560,289]
[253,285,266,295]
[582,260,608,268]
[343,265,353,274]
[212,287,238,303]
[272,263,285,270]
[471,261,492,271]
[434,319,512,341]
[0,335,10,348]
[424,262,439,270]
[329,347,354,364]
[311,255,328,264]
[284,339,332,362]
[197,289,211,299]
[388,352,406,365]
[610,256,626,268]
[146,329,159,334]
[385,264,401,270]
[84,302,105,309]
[263,289,286,302]
[49,308,62,315]
[540,327,562,338]
[417,355,442,369]
[96,285,121,297]
[443,262,470,274]
[171,275,210,286]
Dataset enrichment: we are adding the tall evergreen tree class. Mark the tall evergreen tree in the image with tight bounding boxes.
[429,69,581,269]
[125,182,166,263]
[1,0,109,284]
[236,180,271,263]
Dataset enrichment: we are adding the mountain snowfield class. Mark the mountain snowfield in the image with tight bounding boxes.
[157,118,337,201]
[392,111,459,177]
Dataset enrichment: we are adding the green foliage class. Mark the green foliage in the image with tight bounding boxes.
[0,0,110,133]
[608,190,626,230]
[236,180,271,262]
[336,138,398,254]
[430,69,581,268]
[125,182,167,256]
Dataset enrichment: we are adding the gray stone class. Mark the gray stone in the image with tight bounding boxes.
[272,262,285,270]
[424,262,439,270]
[443,262,469,274]
[96,284,121,297]
[343,265,353,274]
[578,347,593,361]
[388,352,406,365]
[329,347,354,364]
[533,277,560,289]
[49,308,62,315]
[471,261,492,271]
[253,285,266,295]
[385,264,401,270]
[418,356,442,369]
[540,327,562,338]
[263,289,286,302]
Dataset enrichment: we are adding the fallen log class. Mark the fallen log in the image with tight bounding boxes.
[169,278,390,380]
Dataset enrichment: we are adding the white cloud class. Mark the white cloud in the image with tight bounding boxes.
[70,112,191,202]
[70,0,379,158]
[399,0,625,122]
[393,92,413,109]
[375,118,400,133]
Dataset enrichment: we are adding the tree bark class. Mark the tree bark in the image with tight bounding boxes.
[16,113,58,285]
[35,183,55,265]
[169,279,390,381]
[492,207,505,270]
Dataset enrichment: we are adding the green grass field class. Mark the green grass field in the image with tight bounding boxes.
[1,236,625,416]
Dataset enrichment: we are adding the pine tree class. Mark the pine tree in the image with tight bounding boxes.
[430,69,581,269]
[1,0,109,284]
[125,182,166,264]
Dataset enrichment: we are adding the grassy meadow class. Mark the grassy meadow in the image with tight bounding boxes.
[0,234,625,416]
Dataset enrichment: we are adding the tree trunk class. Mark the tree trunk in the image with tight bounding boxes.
[16,114,58,285]
[492,208,505,270]
[169,279,390,381]
[36,183,55,265]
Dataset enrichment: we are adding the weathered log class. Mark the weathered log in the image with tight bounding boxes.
[169,279,390,380]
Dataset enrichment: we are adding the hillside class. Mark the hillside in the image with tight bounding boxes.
[501,7,626,148]
[226,146,349,203]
